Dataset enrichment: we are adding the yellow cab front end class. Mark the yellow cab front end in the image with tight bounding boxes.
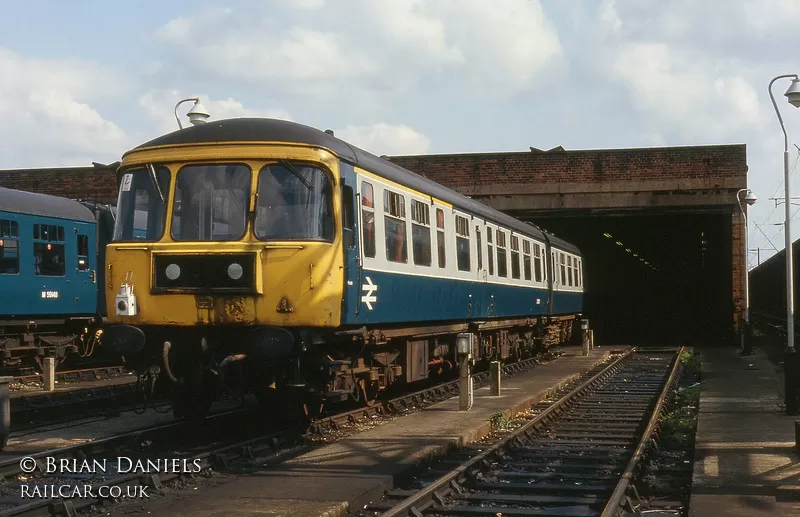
[102,140,346,417]
[106,141,345,329]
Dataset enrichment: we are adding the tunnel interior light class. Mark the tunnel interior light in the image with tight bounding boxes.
[603,232,613,238]
[615,241,623,246]
[625,248,631,253]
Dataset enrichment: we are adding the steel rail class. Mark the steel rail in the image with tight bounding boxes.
[377,347,637,517]
[600,345,684,517]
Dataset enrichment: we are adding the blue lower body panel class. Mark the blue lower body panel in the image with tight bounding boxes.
[344,269,569,325]
[552,291,583,316]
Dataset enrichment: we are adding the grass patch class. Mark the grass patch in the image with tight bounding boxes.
[489,411,509,430]
[679,349,701,370]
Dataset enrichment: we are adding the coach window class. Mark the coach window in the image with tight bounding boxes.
[33,224,65,276]
[578,259,583,287]
[496,229,508,278]
[510,235,521,279]
[436,208,446,268]
[476,227,483,271]
[568,256,574,286]
[360,182,376,258]
[533,243,543,283]
[559,253,567,286]
[486,229,494,275]
[523,240,532,281]
[77,235,89,271]
[384,190,408,263]
[0,220,19,274]
[411,200,431,266]
[455,215,471,271]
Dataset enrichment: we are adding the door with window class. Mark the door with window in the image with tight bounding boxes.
[74,223,98,315]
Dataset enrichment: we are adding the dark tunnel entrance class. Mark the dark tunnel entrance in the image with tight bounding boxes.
[525,212,733,347]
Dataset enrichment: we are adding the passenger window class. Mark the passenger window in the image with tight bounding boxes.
[510,235,520,279]
[567,256,574,286]
[476,227,483,271]
[384,190,408,263]
[342,185,355,249]
[77,235,89,271]
[496,230,507,278]
[361,182,376,258]
[559,253,567,286]
[411,200,431,267]
[455,215,471,271]
[533,243,543,283]
[436,208,446,268]
[523,240,532,281]
[0,220,19,274]
[33,224,65,276]
[487,228,494,275]
[578,259,583,287]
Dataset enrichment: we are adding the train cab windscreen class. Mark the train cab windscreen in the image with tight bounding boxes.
[170,164,251,242]
[113,166,171,242]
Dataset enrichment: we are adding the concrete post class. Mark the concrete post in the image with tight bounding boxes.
[490,361,501,396]
[589,330,594,350]
[43,357,56,392]
[581,319,590,356]
[459,356,473,411]
[0,376,10,450]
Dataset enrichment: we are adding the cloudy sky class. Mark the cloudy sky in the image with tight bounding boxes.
[1,0,799,266]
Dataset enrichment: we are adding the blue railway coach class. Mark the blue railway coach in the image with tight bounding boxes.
[0,187,110,369]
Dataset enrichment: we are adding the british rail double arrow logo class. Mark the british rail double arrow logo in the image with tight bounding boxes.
[361,277,378,310]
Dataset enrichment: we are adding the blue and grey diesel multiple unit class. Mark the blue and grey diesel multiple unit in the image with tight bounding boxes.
[0,187,113,370]
[100,117,584,419]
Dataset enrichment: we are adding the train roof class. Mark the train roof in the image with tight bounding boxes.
[0,187,95,223]
[132,118,581,254]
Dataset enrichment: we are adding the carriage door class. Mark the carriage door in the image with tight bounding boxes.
[338,162,362,322]
[74,226,97,315]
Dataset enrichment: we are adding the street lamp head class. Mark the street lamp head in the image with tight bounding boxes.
[785,78,800,108]
[744,190,757,206]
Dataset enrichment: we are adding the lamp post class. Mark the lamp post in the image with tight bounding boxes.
[173,98,210,129]
[769,73,800,414]
[737,188,757,355]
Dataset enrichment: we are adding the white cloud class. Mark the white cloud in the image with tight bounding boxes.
[151,1,562,100]
[0,48,130,168]
[282,0,327,10]
[153,9,378,98]
[335,123,430,156]
[610,42,764,141]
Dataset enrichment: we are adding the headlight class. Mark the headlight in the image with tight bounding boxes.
[227,263,243,280]
[165,263,181,280]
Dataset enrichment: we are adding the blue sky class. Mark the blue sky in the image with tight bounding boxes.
[1,0,800,266]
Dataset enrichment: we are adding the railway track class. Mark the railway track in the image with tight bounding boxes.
[0,348,596,516]
[9,369,165,432]
[362,348,682,517]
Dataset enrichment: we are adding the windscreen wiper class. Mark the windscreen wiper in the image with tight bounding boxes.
[279,159,313,191]
[146,163,165,202]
